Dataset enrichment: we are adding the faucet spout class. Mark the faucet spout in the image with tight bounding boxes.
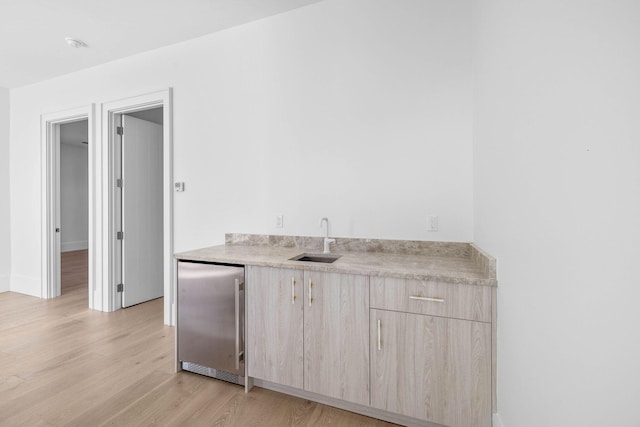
[320,217,335,253]
[320,217,329,238]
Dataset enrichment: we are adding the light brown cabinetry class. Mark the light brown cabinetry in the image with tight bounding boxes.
[246,266,304,388]
[247,266,370,406]
[304,270,369,405]
[370,277,492,427]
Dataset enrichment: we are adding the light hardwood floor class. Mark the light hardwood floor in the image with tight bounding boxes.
[0,250,395,426]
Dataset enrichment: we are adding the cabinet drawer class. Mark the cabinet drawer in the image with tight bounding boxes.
[370,276,491,322]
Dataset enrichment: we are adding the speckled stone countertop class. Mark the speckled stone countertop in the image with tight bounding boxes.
[175,234,497,287]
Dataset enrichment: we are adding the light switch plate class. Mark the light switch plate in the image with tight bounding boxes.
[427,215,439,232]
[275,215,284,228]
[175,182,185,192]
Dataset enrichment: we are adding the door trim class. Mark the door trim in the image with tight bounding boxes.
[41,105,95,301]
[100,89,174,325]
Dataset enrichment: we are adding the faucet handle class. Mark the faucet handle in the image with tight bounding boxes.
[323,237,336,254]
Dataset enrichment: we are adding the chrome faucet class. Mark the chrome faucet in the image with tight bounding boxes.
[320,217,335,254]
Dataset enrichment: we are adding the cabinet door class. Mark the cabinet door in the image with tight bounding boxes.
[303,271,369,405]
[371,309,491,427]
[247,266,304,389]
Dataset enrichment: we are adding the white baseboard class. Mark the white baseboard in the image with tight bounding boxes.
[61,240,89,252]
[0,274,9,293]
[9,275,42,297]
[493,412,504,427]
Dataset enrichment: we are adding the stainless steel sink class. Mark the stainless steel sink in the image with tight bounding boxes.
[290,253,341,263]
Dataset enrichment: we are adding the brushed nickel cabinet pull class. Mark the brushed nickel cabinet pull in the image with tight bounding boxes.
[308,279,313,307]
[377,319,381,351]
[235,278,241,370]
[291,277,296,304]
[409,295,445,303]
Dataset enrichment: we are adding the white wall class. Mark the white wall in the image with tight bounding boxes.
[60,142,88,252]
[473,1,640,426]
[0,87,9,293]
[9,0,473,296]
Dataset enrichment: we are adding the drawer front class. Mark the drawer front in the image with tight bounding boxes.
[370,277,491,322]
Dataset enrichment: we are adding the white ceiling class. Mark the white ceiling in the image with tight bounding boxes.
[0,0,324,89]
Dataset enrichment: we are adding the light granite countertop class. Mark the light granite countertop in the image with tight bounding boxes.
[175,234,497,287]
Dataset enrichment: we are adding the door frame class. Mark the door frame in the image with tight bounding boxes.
[100,89,174,325]
[41,105,95,302]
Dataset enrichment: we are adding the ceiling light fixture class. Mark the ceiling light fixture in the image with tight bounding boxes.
[65,37,87,48]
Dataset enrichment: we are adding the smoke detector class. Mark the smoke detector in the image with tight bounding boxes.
[65,37,87,48]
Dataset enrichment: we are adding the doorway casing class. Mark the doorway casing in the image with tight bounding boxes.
[101,89,174,325]
[41,105,95,303]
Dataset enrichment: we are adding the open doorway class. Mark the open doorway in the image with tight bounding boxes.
[102,89,176,325]
[59,120,89,295]
[41,105,94,304]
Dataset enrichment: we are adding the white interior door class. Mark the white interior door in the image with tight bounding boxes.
[120,115,164,307]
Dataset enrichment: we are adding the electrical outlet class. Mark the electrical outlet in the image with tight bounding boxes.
[275,215,284,228]
[427,215,439,232]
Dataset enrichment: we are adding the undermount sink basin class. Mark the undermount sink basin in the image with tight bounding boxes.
[290,253,341,263]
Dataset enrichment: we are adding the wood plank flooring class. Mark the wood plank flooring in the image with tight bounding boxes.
[0,250,395,427]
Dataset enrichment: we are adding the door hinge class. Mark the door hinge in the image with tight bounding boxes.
[116,231,124,240]
[117,126,124,136]
[117,283,124,292]
[116,178,123,188]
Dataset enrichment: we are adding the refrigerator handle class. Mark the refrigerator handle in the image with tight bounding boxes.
[235,278,243,371]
